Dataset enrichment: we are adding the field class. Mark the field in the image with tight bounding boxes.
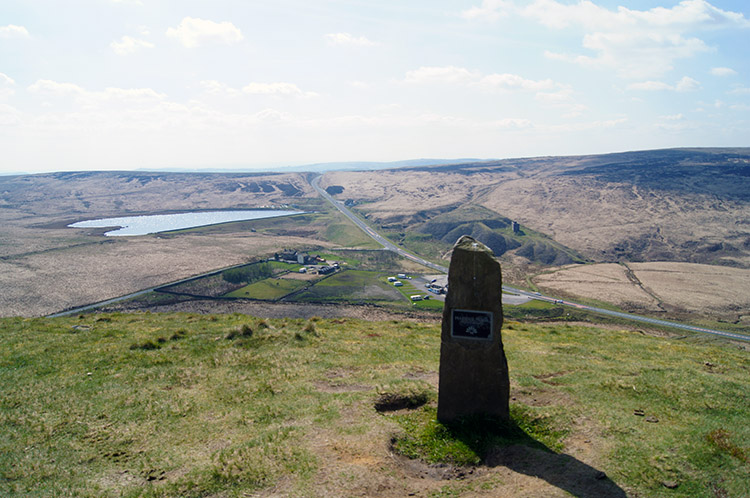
[0,170,385,317]
[294,270,404,305]
[386,277,445,311]
[223,277,309,300]
[120,256,440,314]
[1,313,748,497]
[533,263,750,327]
[0,231,325,317]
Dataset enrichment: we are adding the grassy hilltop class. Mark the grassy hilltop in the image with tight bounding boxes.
[1,313,748,497]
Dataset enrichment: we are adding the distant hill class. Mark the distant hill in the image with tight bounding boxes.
[126,158,492,174]
[320,148,750,268]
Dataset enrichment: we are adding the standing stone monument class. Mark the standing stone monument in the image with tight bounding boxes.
[437,235,509,423]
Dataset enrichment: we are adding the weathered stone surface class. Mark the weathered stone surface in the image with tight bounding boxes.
[437,235,509,422]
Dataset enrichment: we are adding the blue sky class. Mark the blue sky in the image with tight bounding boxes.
[1,0,748,173]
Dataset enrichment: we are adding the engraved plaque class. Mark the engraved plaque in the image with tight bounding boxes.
[451,309,493,341]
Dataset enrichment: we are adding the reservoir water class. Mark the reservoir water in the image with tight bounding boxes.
[68,210,304,236]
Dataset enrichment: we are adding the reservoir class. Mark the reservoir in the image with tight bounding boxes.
[68,210,304,236]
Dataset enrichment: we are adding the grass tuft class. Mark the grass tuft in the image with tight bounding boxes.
[705,429,748,463]
[129,339,161,350]
[226,323,254,340]
[170,328,188,340]
[375,383,433,412]
[303,321,318,336]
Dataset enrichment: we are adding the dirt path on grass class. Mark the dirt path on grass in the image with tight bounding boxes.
[259,377,628,498]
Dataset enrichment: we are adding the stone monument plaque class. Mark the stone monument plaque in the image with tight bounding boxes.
[451,309,493,340]
[437,235,509,423]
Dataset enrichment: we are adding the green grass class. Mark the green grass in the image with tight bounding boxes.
[390,404,565,466]
[294,270,403,304]
[324,223,381,249]
[388,277,444,311]
[1,314,748,497]
[317,252,361,267]
[268,261,303,272]
[223,277,308,300]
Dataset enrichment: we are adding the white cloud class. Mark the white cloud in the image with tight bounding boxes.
[710,67,737,76]
[460,0,513,21]
[404,66,562,93]
[676,76,701,91]
[0,103,21,125]
[110,35,154,55]
[0,73,15,85]
[166,17,243,48]
[348,80,370,89]
[324,32,378,47]
[99,87,166,101]
[242,82,318,98]
[477,73,555,91]
[542,117,628,133]
[628,76,701,92]
[0,24,29,38]
[520,0,750,31]
[28,79,166,105]
[535,87,588,116]
[463,0,750,79]
[628,80,673,91]
[729,85,750,95]
[28,79,85,96]
[200,80,241,97]
[491,117,533,129]
[403,66,480,85]
[661,113,685,120]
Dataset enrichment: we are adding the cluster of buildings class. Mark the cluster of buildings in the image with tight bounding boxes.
[274,250,325,265]
[275,250,338,276]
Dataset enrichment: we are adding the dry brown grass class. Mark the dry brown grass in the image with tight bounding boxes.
[0,233,332,317]
[320,170,501,222]
[533,262,750,321]
[629,262,750,315]
[480,176,750,268]
[533,263,661,312]
[320,154,750,268]
[0,171,333,317]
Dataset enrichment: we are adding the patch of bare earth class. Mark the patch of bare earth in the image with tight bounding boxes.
[243,362,624,497]
[270,373,622,498]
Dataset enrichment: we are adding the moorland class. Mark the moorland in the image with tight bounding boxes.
[4,148,748,329]
[1,148,749,497]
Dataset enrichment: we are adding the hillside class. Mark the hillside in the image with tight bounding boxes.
[1,149,748,326]
[1,313,748,497]
[320,148,750,268]
[0,171,343,317]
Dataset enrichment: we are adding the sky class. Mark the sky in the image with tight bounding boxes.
[1,0,749,174]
